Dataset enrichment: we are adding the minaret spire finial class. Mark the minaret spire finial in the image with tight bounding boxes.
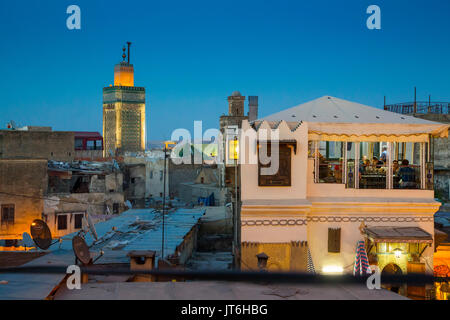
[122,46,126,62]
[127,42,132,64]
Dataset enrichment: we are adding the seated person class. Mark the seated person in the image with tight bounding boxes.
[398,159,416,188]
[359,159,370,175]
[392,160,399,174]
[371,157,383,169]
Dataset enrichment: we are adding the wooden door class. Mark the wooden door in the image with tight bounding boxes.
[407,262,426,299]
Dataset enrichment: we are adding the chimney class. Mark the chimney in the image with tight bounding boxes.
[248,96,258,122]
[127,250,155,282]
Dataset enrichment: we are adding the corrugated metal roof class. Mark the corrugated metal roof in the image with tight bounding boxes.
[364,226,433,243]
[0,208,205,299]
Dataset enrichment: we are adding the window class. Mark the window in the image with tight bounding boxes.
[1,205,15,226]
[328,228,341,253]
[74,214,83,229]
[358,142,388,189]
[316,141,344,184]
[86,140,95,150]
[113,203,119,214]
[258,143,292,187]
[392,142,421,189]
[160,170,163,181]
[57,215,67,230]
[95,140,103,150]
[150,171,153,179]
[75,138,84,150]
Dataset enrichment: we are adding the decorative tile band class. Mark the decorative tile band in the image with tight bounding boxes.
[242,216,433,226]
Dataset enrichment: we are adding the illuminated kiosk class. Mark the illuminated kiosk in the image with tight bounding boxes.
[238,96,449,297]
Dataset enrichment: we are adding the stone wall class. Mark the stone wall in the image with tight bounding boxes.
[0,159,48,240]
[0,130,74,161]
[178,182,227,206]
[412,114,450,201]
[241,242,308,272]
[169,163,203,198]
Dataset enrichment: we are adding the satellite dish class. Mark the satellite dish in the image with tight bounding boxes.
[85,214,98,241]
[30,219,53,250]
[22,232,35,249]
[72,235,92,265]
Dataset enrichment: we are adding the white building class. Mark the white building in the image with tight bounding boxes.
[239,96,449,298]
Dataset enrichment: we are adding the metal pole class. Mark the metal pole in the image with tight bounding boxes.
[234,136,238,267]
[414,87,417,113]
[161,145,167,259]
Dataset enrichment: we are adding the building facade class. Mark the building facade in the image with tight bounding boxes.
[103,45,146,157]
[0,129,74,161]
[0,159,48,244]
[238,96,449,298]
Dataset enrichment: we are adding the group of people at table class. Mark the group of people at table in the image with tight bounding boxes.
[359,147,417,189]
[318,147,418,189]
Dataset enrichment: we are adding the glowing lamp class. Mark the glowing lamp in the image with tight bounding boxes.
[322,265,344,274]
[229,138,239,160]
[393,248,403,259]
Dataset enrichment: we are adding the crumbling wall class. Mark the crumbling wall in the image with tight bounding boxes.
[44,192,125,237]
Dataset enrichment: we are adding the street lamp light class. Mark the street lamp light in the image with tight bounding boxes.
[393,248,403,259]
[228,135,240,268]
[161,141,175,260]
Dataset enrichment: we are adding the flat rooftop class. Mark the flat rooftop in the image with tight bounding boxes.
[0,208,205,300]
[53,281,408,300]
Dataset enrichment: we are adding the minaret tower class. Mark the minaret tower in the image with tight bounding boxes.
[103,42,146,156]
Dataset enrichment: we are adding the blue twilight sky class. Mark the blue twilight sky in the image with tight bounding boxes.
[0,0,449,141]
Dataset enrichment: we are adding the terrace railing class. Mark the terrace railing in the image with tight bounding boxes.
[384,102,450,115]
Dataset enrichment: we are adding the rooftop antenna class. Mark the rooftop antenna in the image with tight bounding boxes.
[414,87,417,113]
[84,213,99,241]
[127,42,132,64]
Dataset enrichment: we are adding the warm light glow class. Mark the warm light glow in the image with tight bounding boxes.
[322,265,344,274]
[229,139,239,160]
[114,64,134,86]
[393,248,403,259]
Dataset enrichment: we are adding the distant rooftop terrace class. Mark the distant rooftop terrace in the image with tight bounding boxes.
[384,101,450,115]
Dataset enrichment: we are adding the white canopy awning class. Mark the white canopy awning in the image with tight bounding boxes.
[261,96,449,141]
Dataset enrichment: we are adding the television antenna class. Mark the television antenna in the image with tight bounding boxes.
[84,213,98,241]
